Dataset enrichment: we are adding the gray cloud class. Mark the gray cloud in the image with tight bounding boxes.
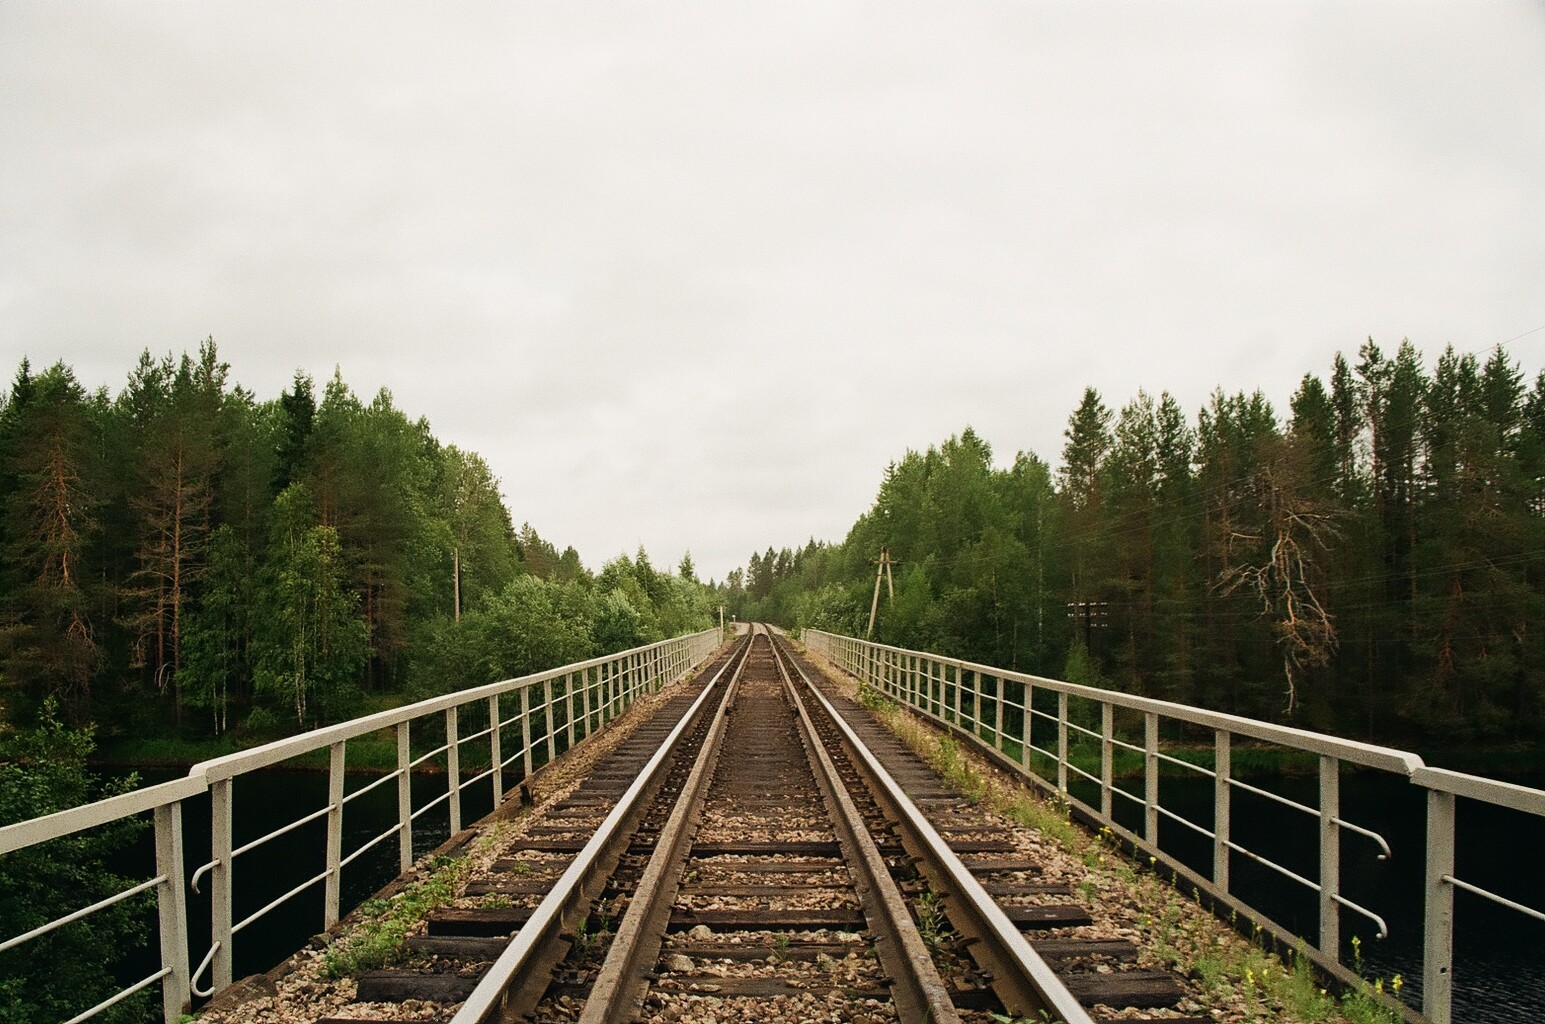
[3,2,1543,581]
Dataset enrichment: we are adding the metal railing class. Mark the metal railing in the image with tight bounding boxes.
[0,628,721,1024]
[802,629,1545,1024]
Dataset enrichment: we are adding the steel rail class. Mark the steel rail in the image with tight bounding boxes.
[775,636,1097,1024]
[573,628,753,1024]
[770,636,964,1024]
[449,635,750,1024]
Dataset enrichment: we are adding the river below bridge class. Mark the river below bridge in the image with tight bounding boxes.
[105,764,1542,1023]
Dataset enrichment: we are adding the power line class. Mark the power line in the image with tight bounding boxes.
[1498,323,1545,347]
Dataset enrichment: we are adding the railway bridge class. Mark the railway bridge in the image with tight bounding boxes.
[2,626,1542,1024]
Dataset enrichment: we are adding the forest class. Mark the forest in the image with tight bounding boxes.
[727,340,1545,750]
[0,341,718,746]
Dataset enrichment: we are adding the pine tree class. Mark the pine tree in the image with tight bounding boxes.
[0,363,104,718]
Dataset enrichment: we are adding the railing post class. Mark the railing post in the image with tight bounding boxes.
[520,683,534,779]
[994,675,1005,753]
[945,664,957,729]
[1144,712,1159,844]
[488,694,503,805]
[581,666,594,737]
[543,678,555,765]
[325,741,345,927]
[1424,788,1456,1024]
[1057,691,1069,794]
[445,707,461,835]
[1100,702,1114,819]
[153,803,190,1023]
[1018,677,1031,770]
[1024,678,1035,766]
[210,777,234,991]
[970,670,980,734]
[397,721,413,872]
[1319,755,1340,958]
[565,672,577,750]
[1214,730,1230,892]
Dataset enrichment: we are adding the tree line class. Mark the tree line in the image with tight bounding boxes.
[0,341,717,741]
[726,340,1545,747]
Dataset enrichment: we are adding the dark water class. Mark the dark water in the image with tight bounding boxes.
[107,766,497,1004]
[1066,768,1545,1023]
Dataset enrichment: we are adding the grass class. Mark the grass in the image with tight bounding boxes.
[915,889,951,953]
[320,854,472,978]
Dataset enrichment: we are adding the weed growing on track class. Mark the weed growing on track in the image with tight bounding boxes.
[321,855,471,978]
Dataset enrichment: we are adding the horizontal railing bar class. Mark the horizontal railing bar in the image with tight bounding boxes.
[409,744,450,769]
[1228,777,1318,817]
[1066,720,1101,741]
[189,858,217,893]
[1331,816,1391,860]
[233,867,331,934]
[231,805,332,858]
[1109,735,1145,756]
[1414,766,1545,815]
[1155,750,1216,778]
[1330,893,1390,939]
[340,823,403,870]
[814,632,1423,774]
[189,631,716,782]
[63,966,172,1024]
[342,768,405,805]
[231,803,332,858]
[459,724,495,745]
[1027,742,1059,763]
[1066,760,1102,787]
[461,765,498,790]
[1444,874,1545,924]
[0,774,204,856]
[1155,803,1215,840]
[189,942,221,997]
[0,873,165,955]
[410,790,452,820]
[1225,840,1318,893]
[1110,786,1145,808]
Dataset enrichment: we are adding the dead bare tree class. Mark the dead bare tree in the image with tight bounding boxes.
[1216,438,1341,714]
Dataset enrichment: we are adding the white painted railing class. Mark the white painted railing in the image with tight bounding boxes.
[802,629,1545,1024]
[0,628,721,1024]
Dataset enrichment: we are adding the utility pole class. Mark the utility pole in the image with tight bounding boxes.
[866,546,898,638]
[453,547,461,623]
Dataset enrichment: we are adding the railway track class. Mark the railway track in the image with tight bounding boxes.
[263,627,1206,1024]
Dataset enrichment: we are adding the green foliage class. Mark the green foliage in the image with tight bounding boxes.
[0,344,722,757]
[727,339,1545,748]
[0,362,105,720]
[0,702,149,1024]
[321,855,471,978]
[252,484,369,726]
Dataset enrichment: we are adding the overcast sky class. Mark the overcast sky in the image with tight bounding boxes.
[3,3,1543,582]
